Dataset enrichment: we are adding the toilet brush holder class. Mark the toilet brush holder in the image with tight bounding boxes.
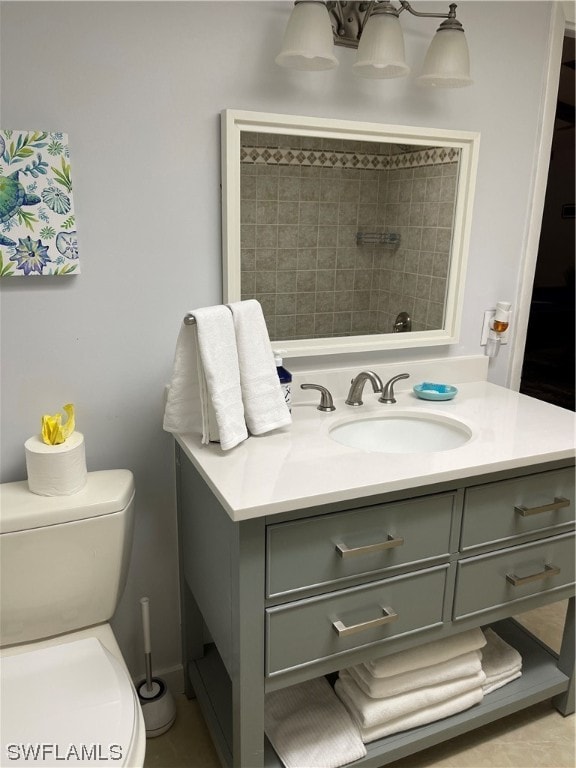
[137,676,176,738]
[137,597,176,738]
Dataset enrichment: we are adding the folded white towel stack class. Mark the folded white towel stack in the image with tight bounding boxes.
[348,649,483,700]
[336,629,488,743]
[335,627,523,744]
[228,300,292,435]
[337,668,486,729]
[163,301,291,450]
[366,627,486,678]
[353,688,484,743]
[265,677,366,768]
[481,628,522,694]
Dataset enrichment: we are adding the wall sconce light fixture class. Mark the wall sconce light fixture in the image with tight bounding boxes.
[276,0,472,87]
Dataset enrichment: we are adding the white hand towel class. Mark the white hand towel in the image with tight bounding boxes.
[265,677,366,768]
[366,628,486,678]
[481,628,522,694]
[336,668,486,729]
[341,686,484,743]
[227,300,291,435]
[163,307,248,450]
[348,649,483,700]
[163,321,211,438]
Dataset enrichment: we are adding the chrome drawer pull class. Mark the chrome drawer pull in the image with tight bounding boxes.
[335,535,404,558]
[333,606,398,638]
[514,497,570,516]
[506,563,561,587]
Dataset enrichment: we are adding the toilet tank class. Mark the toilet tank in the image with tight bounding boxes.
[0,470,135,647]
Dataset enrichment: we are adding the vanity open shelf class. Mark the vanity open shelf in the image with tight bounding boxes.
[189,617,571,768]
[175,440,575,768]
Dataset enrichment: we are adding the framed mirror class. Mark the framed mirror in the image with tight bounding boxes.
[222,109,480,357]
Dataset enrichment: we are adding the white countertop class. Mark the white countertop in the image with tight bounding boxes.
[175,382,575,522]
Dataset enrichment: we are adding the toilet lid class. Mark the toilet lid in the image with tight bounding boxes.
[1,637,136,766]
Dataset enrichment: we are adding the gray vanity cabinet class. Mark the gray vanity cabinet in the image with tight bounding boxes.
[266,493,455,598]
[267,565,449,675]
[175,446,575,768]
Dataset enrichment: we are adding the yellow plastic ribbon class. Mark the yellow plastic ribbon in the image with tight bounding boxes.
[41,403,76,445]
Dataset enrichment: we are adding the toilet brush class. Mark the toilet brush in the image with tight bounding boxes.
[137,597,176,738]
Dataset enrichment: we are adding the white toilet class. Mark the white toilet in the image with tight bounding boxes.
[0,470,146,767]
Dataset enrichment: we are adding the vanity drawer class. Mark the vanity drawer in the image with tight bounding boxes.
[461,468,575,551]
[266,493,456,597]
[453,531,575,620]
[266,564,448,675]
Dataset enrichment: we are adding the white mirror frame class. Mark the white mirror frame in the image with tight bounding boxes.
[222,109,480,357]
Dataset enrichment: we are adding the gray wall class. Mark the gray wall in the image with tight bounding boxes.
[0,1,556,679]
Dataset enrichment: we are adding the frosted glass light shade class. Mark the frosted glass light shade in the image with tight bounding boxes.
[275,1,338,71]
[417,28,472,87]
[353,12,409,79]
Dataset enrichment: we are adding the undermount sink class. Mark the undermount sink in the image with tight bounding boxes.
[329,410,473,454]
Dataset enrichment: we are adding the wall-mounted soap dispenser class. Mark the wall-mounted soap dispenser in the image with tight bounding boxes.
[483,301,512,358]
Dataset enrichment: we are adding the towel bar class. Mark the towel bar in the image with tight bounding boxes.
[183,314,196,325]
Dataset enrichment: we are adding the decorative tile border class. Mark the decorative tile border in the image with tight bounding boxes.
[240,145,460,170]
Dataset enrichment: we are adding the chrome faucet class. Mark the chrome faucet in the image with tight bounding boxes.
[379,373,410,404]
[345,371,384,407]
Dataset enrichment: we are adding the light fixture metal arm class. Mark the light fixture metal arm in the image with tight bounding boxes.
[397,1,457,21]
[326,1,375,48]
[358,0,376,35]
[326,2,464,49]
[330,0,377,39]
[398,1,464,31]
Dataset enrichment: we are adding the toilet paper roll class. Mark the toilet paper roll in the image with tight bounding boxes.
[25,431,87,496]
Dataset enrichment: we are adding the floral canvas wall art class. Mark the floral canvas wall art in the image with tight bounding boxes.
[0,130,79,277]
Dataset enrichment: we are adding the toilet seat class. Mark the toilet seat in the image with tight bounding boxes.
[1,636,142,767]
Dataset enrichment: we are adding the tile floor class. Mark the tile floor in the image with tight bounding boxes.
[143,601,575,768]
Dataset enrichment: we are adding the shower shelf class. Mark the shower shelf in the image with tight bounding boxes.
[356,232,401,247]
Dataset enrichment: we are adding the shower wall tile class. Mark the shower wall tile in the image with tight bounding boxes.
[240,138,458,339]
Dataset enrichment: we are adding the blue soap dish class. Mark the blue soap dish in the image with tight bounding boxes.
[413,382,458,401]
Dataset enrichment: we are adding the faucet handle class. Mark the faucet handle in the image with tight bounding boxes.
[300,383,336,412]
[379,373,410,404]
